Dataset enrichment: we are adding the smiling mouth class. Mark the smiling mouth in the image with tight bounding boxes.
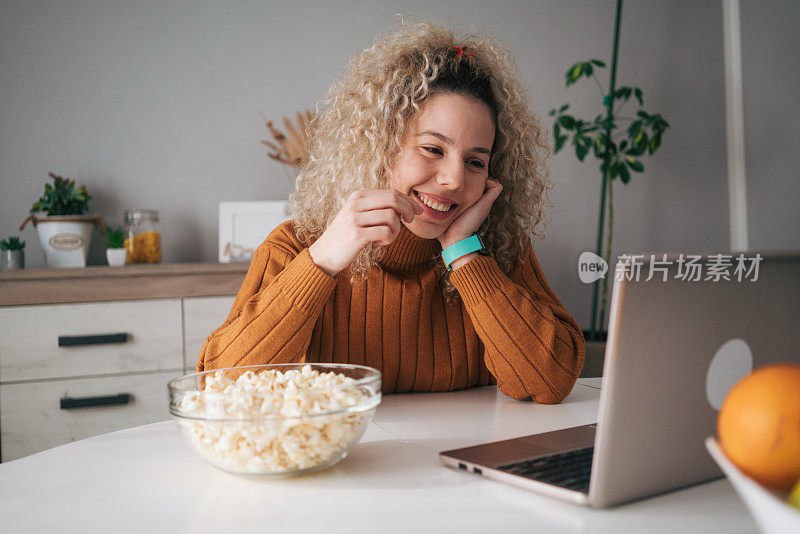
[413,190,459,213]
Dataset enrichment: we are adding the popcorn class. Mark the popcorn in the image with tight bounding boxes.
[176,365,372,474]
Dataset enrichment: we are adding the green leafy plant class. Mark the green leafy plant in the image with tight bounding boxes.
[0,236,25,251]
[549,61,669,181]
[29,172,92,216]
[107,226,125,249]
[549,1,670,341]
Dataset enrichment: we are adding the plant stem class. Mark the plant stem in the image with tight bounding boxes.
[590,161,610,341]
[599,177,614,331]
[589,0,623,342]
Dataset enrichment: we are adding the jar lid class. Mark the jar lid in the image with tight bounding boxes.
[124,209,159,223]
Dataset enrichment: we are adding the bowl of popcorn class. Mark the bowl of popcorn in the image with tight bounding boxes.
[168,363,381,477]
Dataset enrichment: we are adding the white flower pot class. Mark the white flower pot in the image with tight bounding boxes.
[34,216,96,268]
[1,250,25,270]
[106,248,127,266]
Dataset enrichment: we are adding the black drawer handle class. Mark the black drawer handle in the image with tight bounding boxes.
[60,393,132,410]
[58,333,129,347]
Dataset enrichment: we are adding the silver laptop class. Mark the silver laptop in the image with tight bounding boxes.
[440,251,800,508]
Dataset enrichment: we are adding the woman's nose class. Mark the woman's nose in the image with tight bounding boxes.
[436,158,466,190]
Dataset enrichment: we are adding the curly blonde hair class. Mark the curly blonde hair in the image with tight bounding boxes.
[290,19,554,298]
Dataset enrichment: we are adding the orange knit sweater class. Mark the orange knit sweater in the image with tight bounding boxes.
[196,220,585,403]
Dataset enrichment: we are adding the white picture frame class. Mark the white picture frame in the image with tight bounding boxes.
[218,201,290,263]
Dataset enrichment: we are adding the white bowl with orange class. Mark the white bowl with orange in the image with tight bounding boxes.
[706,363,800,534]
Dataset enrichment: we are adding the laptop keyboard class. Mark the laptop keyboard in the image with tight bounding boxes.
[496,446,594,493]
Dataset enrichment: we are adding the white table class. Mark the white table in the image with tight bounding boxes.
[0,379,758,534]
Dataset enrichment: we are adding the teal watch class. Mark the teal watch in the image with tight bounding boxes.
[441,235,484,271]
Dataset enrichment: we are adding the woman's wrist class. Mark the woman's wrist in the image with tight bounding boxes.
[438,234,469,250]
[308,242,340,277]
[447,252,479,271]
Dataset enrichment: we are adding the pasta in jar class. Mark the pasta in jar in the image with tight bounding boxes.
[124,209,161,263]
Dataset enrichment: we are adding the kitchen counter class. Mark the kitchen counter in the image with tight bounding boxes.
[0,379,757,533]
[0,262,248,305]
[0,263,246,461]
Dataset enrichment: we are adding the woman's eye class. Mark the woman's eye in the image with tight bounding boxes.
[421,146,485,169]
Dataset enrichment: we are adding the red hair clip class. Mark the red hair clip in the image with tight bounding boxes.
[454,45,475,59]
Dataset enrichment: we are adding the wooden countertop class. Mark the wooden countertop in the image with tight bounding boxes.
[0,262,249,306]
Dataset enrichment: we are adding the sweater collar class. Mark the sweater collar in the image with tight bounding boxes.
[380,224,441,271]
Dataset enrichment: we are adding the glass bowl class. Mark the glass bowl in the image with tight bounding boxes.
[168,363,381,478]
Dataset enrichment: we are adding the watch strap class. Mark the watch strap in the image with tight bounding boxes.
[441,235,484,270]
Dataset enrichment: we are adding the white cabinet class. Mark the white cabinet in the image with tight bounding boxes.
[0,299,183,381]
[0,295,235,462]
[0,371,180,461]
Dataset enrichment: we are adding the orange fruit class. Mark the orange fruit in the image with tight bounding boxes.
[717,363,800,491]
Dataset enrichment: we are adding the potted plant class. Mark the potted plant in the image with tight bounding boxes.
[18,172,106,268]
[106,226,127,266]
[549,0,669,376]
[0,236,25,270]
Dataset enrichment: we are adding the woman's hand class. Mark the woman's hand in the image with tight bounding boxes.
[438,179,503,250]
[308,189,423,276]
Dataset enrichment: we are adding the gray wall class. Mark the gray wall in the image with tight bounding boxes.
[740,0,800,251]
[1,1,797,330]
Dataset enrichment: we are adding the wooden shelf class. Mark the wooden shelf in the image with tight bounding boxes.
[0,262,249,306]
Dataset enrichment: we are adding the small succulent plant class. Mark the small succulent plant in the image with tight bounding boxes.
[107,226,125,249]
[0,236,25,251]
[29,172,91,216]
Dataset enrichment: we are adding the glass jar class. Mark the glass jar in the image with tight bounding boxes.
[124,209,161,263]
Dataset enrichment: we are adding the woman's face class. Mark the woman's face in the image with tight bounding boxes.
[391,92,496,240]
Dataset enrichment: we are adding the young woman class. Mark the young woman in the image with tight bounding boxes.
[197,21,585,404]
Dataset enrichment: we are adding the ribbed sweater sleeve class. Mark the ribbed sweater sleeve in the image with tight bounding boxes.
[195,227,337,373]
[449,243,585,404]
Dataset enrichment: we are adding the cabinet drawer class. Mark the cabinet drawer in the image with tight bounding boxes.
[0,370,180,462]
[0,299,183,382]
[183,295,235,373]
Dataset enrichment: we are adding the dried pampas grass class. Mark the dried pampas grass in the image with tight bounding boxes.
[261,110,315,168]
